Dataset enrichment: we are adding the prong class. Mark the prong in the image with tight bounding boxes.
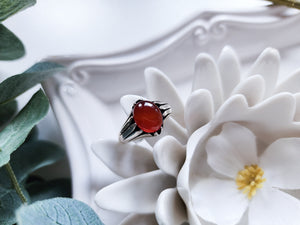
[158,104,170,110]
[162,109,171,119]
[155,102,172,120]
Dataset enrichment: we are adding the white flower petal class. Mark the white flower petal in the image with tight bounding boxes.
[177,187,202,225]
[163,117,188,145]
[120,95,145,115]
[145,67,185,126]
[245,93,296,143]
[187,204,202,225]
[120,214,157,225]
[155,188,187,225]
[92,140,157,178]
[206,122,258,178]
[191,178,248,225]
[95,170,176,213]
[213,94,248,124]
[181,123,221,190]
[294,93,300,121]
[231,75,265,106]
[236,210,249,225]
[192,53,223,110]
[249,187,300,225]
[259,138,300,189]
[216,93,298,144]
[184,89,214,135]
[281,189,300,200]
[153,136,186,177]
[275,69,300,94]
[218,46,241,100]
[247,48,280,98]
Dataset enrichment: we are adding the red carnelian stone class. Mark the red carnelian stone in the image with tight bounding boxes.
[133,101,163,133]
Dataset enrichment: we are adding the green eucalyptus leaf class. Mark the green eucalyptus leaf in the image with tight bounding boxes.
[24,61,63,73]
[16,198,104,225]
[11,140,65,183]
[0,0,36,22]
[0,90,49,167]
[0,100,17,127]
[0,140,65,188]
[0,61,64,105]
[26,178,71,202]
[0,186,29,225]
[0,187,22,225]
[0,24,25,60]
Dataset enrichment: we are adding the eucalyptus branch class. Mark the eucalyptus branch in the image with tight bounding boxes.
[5,162,27,204]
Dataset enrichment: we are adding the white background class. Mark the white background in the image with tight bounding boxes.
[0,0,267,75]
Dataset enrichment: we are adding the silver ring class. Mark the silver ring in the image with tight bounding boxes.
[119,100,171,143]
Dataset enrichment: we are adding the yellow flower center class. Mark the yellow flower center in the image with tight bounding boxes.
[236,164,266,199]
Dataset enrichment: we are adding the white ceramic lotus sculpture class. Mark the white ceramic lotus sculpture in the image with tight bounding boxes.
[92,46,300,225]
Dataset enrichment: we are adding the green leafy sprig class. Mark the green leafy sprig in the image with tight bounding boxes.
[0,62,68,224]
[0,1,104,224]
[0,0,36,60]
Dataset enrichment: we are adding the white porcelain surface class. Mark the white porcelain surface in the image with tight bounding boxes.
[42,6,300,225]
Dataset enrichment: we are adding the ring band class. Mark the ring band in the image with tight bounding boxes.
[119,100,171,143]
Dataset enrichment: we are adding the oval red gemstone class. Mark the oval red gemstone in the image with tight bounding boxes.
[133,100,163,133]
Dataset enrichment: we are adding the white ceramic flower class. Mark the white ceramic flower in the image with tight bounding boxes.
[196,122,300,225]
[179,92,300,225]
[92,46,300,225]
